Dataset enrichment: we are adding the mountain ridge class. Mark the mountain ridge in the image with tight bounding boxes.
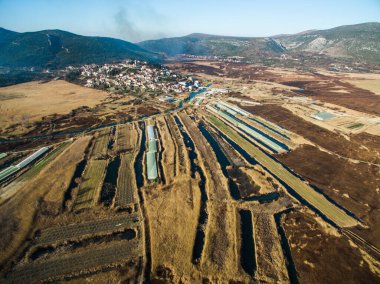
[139,22,380,65]
[1,22,379,68]
[0,28,161,68]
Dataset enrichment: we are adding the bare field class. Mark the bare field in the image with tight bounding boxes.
[344,79,380,96]
[115,152,137,207]
[0,80,108,135]
[253,213,288,282]
[282,209,380,283]
[144,177,202,282]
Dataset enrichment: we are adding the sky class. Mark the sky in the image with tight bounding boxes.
[0,0,379,42]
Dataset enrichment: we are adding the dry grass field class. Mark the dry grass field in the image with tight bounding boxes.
[144,177,202,282]
[0,80,108,135]
[345,79,380,96]
[0,137,89,267]
[282,209,380,283]
[253,213,288,282]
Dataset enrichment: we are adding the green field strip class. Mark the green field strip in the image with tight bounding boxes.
[0,165,19,182]
[73,159,107,211]
[115,152,136,207]
[206,115,359,228]
[91,129,110,157]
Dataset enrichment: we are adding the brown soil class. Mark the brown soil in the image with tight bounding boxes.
[136,106,160,117]
[241,104,380,163]
[281,77,380,116]
[282,209,380,284]
[276,145,380,248]
[253,213,288,282]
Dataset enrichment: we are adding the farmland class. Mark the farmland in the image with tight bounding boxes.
[91,129,110,158]
[1,61,380,283]
[7,240,142,283]
[35,213,139,245]
[206,114,359,228]
[115,152,137,207]
[73,159,107,211]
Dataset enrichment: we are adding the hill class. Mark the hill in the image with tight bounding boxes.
[139,33,285,58]
[0,28,161,68]
[139,23,380,65]
[276,22,380,64]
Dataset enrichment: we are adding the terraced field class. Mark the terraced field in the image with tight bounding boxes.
[73,159,107,211]
[206,114,359,228]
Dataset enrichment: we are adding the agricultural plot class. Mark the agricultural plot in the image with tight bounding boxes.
[207,105,287,154]
[91,129,110,158]
[73,159,107,211]
[116,124,129,152]
[156,116,177,182]
[0,165,19,183]
[253,214,288,282]
[18,141,71,181]
[165,115,188,174]
[6,239,142,283]
[241,117,295,149]
[115,124,137,153]
[206,115,359,228]
[36,213,139,245]
[115,152,137,207]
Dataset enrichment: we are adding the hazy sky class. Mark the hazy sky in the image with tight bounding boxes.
[0,0,379,42]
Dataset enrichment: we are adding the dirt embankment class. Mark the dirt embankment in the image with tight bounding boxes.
[241,104,380,163]
[276,144,380,248]
[282,209,380,284]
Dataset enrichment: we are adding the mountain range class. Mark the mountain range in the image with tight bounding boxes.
[0,22,379,69]
[0,28,161,68]
[139,22,380,65]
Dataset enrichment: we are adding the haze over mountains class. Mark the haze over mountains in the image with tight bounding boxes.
[0,22,379,68]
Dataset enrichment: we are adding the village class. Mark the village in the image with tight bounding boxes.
[64,60,202,96]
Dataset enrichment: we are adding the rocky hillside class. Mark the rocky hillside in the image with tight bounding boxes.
[139,33,286,58]
[139,23,380,65]
[276,22,380,64]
